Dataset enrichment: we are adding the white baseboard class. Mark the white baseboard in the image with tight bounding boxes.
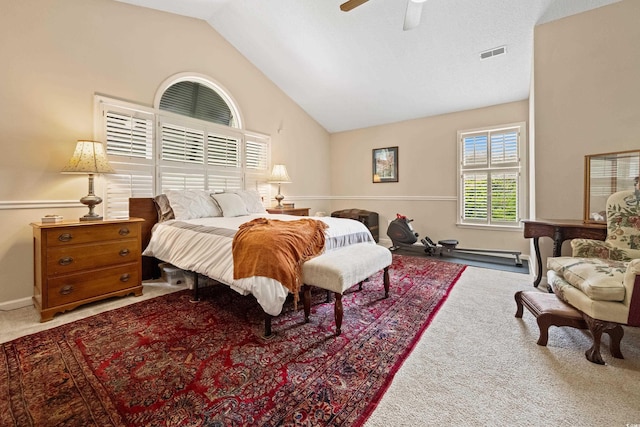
[0,297,33,311]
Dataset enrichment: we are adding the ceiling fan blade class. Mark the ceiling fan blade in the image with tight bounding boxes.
[403,0,426,31]
[340,0,369,12]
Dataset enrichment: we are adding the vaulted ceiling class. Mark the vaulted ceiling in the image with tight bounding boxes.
[115,0,621,132]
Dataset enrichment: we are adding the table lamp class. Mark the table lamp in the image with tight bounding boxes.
[61,140,115,221]
[268,164,291,208]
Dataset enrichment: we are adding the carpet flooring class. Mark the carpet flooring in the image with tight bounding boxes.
[0,255,465,427]
[364,266,640,426]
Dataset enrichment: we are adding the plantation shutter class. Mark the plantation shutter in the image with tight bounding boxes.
[459,125,523,226]
[97,84,271,212]
[490,171,518,222]
[206,132,242,191]
[244,136,270,201]
[490,130,518,165]
[462,134,488,167]
[161,123,205,164]
[99,102,155,218]
[156,117,268,193]
[159,172,206,192]
[104,170,154,219]
[158,119,206,191]
[462,172,488,221]
[208,134,241,168]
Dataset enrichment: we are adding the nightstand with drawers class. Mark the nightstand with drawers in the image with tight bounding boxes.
[31,218,144,322]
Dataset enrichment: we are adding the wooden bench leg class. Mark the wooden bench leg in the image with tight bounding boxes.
[514,291,524,318]
[303,284,311,323]
[383,266,390,298]
[334,292,343,336]
[535,314,552,346]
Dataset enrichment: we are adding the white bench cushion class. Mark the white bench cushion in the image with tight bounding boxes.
[302,243,392,294]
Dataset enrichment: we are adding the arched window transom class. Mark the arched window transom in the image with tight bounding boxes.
[159,81,236,127]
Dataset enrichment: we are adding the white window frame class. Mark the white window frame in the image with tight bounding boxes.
[94,75,270,219]
[457,122,527,229]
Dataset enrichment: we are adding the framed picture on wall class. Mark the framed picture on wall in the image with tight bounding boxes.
[372,146,398,183]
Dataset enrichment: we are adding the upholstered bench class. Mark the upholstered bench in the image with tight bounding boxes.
[302,243,392,335]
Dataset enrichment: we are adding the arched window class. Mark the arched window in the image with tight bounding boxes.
[157,76,241,128]
[97,73,269,218]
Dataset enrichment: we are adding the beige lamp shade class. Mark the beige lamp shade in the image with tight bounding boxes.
[61,140,115,174]
[268,164,291,208]
[268,164,292,183]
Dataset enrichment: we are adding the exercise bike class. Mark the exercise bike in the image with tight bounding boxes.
[387,214,522,266]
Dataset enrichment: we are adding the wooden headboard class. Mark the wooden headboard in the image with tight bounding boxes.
[129,198,160,280]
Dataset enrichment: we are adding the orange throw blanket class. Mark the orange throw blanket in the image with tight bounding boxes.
[232,218,328,304]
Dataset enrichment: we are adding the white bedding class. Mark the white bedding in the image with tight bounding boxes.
[143,214,375,316]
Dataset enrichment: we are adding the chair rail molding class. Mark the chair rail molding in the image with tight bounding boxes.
[0,200,83,210]
[285,195,457,202]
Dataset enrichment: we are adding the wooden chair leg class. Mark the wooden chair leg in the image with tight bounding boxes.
[334,292,343,336]
[606,324,625,359]
[583,314,621,365]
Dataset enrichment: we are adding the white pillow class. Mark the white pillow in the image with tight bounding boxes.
[211,193,249,217]
[231,190,267,214]
[164,189,222,220]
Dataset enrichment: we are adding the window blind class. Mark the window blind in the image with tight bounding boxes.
[97,79,270,216]
[103,108,154,161]
[459,124,525,226]
[159,81,234,126]
[104,170,154,219]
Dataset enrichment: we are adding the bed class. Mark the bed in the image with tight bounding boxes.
[129,190,376,335]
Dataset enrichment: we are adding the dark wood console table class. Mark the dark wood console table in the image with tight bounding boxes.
[522,219,607,287]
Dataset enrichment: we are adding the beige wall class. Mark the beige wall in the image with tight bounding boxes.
[534,0,640,266]
[0,0,331,306]
[2,0,638,308]
[329,101,530,252]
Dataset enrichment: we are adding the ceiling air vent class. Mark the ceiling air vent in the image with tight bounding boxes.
[480,46,506,60]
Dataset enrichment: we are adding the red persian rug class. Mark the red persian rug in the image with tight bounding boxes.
[0,255,465,427]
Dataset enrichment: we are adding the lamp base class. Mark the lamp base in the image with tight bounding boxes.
[275,193,284,209]
[79,188,103,222]
[80,213,103,221]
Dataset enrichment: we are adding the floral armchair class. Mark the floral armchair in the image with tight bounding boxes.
[546,190,640,364]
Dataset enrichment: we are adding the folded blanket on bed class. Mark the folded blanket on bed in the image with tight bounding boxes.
[232,218,328,304]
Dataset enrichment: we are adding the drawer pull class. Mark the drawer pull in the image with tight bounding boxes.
[119,227,130,236]
[58,233,73,242]
[119,249,130,257]
[58,257,73,266]
[120,273,130,282]
[59,285,74,295]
